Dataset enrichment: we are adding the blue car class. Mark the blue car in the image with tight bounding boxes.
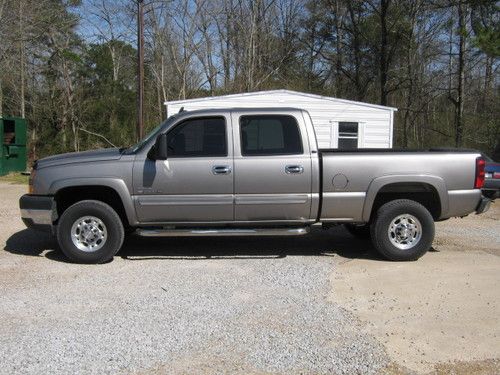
[483,155,500,200]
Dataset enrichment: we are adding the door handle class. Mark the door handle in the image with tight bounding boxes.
[212,165,232,175]
[285,165,304,174]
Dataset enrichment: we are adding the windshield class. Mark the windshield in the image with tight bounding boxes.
[126,116,176,154]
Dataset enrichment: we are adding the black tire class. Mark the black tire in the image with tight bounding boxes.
[370,199,434,261]
[482,190,498,200]
[344,223,371,239]
[56,200,124,264]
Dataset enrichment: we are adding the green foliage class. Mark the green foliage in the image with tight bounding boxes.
[470,0,500,57]
[0,0,498,160]
[473,27,500,57]
[78,41,137,149]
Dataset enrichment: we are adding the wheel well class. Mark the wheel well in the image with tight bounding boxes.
[371,183,441,220]
[54,186,129,227]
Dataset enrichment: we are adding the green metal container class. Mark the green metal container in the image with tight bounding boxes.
[0,116,28,176]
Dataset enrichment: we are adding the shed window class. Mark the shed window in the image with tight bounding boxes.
[338,122,358,149]
[3,120,15,144]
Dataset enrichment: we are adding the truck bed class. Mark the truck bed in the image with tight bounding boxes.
[319,148,480,154]
[317,149,482,222]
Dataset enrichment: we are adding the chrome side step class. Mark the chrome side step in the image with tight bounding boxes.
[136,227,310,237]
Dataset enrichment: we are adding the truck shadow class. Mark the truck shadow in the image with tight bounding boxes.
[4,227,383,263]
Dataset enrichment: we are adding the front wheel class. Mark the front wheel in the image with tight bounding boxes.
[370,199,435,261]
[56,200,125,264]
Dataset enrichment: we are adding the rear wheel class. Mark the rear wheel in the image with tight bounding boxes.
[57,200,124,264]
[370,199,434,261]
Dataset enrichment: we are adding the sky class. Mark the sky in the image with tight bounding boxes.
[72,0,137,45]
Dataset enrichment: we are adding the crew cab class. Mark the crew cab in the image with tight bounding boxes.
[20,108,491,263]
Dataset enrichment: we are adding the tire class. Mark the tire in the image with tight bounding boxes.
[56,200,124,264]
[482,190,498,200]
[344,223,371,239]
[370,199,434,261]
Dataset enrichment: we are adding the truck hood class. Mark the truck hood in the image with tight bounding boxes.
[36,148,123,169]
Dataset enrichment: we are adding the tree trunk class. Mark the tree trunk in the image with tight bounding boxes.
[334,0,344,97]
[0,79,3,117]
[61,55,77,151]
[159,54,167,119]
[156,78,162,122]
[379,0,389,106]
[222,0,232,89]
[402,0,419,148]
[455,1,465,147]
[483,55,493,103]
[19,0,25,118]
[347,4,364,101]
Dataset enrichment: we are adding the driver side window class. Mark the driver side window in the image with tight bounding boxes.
[167,117,227,157]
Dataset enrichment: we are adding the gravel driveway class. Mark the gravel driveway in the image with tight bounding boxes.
[0,182,499,374]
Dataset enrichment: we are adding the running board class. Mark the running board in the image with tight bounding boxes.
[136,227,309,237]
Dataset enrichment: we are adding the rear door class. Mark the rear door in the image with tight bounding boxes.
[232,110,313,222]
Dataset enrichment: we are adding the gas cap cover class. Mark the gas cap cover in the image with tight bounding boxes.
[332,173,349,190]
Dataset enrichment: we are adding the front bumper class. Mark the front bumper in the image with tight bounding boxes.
[19,195,57,232]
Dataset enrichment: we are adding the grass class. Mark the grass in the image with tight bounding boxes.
[0,172,30,185]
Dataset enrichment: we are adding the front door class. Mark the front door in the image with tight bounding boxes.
[133,115,234,223]
[232,111,313,222]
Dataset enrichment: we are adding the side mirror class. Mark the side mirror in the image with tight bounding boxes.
[149,133,168,160]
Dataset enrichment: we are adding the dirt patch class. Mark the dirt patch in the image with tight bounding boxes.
[434,358,500,375]
[379,358,500,375]
[332,203,500,374]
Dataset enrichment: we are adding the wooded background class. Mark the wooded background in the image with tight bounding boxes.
[0,0,498,160]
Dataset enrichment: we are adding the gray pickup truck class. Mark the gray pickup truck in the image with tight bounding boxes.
[20,108,490,263]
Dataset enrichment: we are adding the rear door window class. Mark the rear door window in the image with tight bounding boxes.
[240,115,303,156]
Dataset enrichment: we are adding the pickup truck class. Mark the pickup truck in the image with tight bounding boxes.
[483,156,500,200]
[19,108,491,263]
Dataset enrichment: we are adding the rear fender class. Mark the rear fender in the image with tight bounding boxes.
[362,175,448,221]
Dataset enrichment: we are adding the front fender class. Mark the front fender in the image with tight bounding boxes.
[362,174,449,221]
[49,178,138,225]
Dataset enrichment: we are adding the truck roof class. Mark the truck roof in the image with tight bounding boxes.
[171,107,307,116]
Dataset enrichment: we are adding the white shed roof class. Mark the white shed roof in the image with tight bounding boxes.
[164,89,397,112]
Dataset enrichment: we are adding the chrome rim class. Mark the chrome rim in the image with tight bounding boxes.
[388,214,422,250]
[71,216,107,252]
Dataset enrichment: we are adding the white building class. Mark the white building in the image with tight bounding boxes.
[164,89,397,149]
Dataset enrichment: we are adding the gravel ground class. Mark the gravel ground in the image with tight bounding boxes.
[0,249,388,375]
[0,182,389,375]
[0,182,498,375]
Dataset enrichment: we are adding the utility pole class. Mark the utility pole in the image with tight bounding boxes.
[137,0,145,141]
